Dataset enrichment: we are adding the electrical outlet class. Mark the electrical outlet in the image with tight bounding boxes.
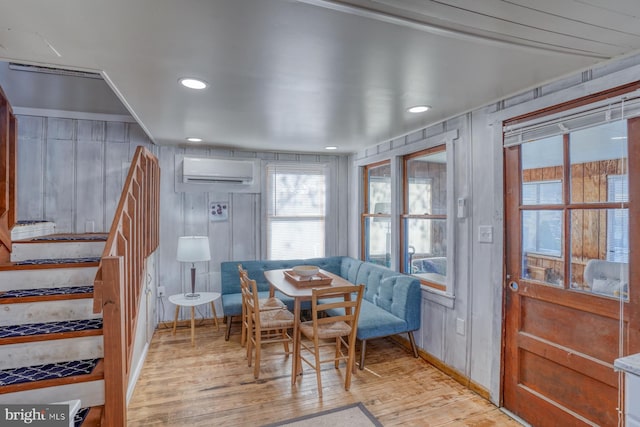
[157,286,166,297]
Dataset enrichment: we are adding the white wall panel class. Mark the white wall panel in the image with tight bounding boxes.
[16,116,45,221]
[76,121,104,233]
[45,118,75,232]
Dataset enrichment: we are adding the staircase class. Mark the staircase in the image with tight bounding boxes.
[0,227,109,426]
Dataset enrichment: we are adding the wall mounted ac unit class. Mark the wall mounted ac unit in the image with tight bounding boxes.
[182,157,254,184]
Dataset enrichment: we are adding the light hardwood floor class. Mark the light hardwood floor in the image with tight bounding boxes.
[128,321,522,426]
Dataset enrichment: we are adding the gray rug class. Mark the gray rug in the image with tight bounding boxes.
[262,403,382,427]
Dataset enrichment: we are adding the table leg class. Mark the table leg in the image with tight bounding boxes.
[191,306,195,346]
[291,298,301,385]
[210,301,219,331]
[172,305,180,335]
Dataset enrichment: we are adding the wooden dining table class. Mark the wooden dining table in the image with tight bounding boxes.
[264,268,354,385]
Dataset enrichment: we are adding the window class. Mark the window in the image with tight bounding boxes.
[361,161,392,267]
[522,180,563,257]
[402,147,447,290]
[266,163,327,260]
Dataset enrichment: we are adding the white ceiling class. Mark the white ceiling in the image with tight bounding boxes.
[1,0,640,154]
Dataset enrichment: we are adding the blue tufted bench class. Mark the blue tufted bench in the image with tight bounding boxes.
[220,256,421,368]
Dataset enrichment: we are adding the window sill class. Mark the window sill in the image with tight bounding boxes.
[421,285,455,309]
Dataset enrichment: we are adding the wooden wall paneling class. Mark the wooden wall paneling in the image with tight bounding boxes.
[16,116,45,221]
[583,209,600,259]
[584,161,600,202]
[104,138,131,231]
[421,300,446,359]
[598,210,607,260]
[571,163,584,203]
[157,146,183,301]
[106,122,126,145]
[75,120,105,233]
[44,118,75,232]
[229,192,259,261]
[180,179,209,318]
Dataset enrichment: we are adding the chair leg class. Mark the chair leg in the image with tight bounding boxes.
[408,331,419,358]
[240,312,247,347]
[345,337,357,391]
[334,337,341,368]
[282,329,290,355]
[359,340,367,370]
[293,326,302,386]
[314,337,323,398]
[254,331,262,379]
[225,316,232,341]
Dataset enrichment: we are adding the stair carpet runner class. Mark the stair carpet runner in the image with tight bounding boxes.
[0,234,107,426]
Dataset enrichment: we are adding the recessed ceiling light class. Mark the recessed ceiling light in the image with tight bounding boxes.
[407,105,431,113]
[325,146,338,150]
[186,137,203,142]
[611,136,627,140]
[179,78,208,90]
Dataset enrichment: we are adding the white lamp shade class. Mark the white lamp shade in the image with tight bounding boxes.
[177,236,211,262]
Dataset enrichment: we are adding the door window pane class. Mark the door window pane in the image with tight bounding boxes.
[521,210,563,286]
[570,120,628,203]
[570,209,628,299]
[522,136,564,205]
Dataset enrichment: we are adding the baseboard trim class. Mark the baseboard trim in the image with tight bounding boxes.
[389,335,491,401]
[157,317,222,330]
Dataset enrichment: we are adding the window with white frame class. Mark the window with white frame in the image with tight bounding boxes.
[402,146,448,290]
[266,163,327,260]
[361,161,392,268]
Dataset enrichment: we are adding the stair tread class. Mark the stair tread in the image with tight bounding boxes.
[0,318,103,339]
[20,233,108,242]
[15,257,101,266]
[76,406,103,427]
[0,258,101,271]
[0,285,93,301]
[74,407,91,427]
[0,358,101,387]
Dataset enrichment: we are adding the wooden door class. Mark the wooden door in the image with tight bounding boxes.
[0,85,17,263]
[503,117,640,426]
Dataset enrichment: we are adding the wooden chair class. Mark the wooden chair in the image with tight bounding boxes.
[297,284,364,398]
[244,277,295,379]
[238,264,286,347]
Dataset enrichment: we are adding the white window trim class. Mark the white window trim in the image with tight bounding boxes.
[355,129,459,305]
[261,159,334,259]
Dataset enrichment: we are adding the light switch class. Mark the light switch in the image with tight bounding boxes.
[457,198,467,218]
[478,225,493,243]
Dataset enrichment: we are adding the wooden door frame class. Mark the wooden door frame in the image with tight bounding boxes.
[500,81,640,408]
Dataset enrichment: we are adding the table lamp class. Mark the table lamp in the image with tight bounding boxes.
[177,236,211,299]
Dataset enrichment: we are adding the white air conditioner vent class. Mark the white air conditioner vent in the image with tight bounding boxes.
[182,157,254,184]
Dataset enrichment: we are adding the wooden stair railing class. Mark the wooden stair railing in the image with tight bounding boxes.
[93,146,160,427]
[0,85,17,264]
